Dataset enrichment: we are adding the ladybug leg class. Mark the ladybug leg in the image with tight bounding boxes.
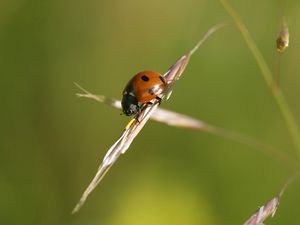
[134,110,141,123]
[155,96,162,105]
[134,117,140,123]
[134,104,145,123]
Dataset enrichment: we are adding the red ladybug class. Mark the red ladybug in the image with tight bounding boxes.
[122,71,166,116]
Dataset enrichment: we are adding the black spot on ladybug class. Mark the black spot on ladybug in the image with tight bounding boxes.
[148,89,154,95]
[141,75,150,82]
[159,76,166,84]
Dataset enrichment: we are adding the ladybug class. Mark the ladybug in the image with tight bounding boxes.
[121,71,167,116]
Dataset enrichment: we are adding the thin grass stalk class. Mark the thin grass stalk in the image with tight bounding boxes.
[219,0,300,157]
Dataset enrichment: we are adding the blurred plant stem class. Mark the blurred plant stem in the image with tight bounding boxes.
[220,0,300,159]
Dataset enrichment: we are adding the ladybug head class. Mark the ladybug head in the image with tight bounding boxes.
[121,94,140,116]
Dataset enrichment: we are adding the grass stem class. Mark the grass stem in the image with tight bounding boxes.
[219,0,300,158]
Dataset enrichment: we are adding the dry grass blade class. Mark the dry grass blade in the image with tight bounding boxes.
[72,102,159,214]
[243,172,300,225]
[243,196,280,225]
[76,85,299,170]
[72,23,226,213]
[75,83,120,109]
[163,22,228,87]
[75,83,207,130]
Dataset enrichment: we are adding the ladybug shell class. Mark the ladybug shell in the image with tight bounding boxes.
[123,71,166,104]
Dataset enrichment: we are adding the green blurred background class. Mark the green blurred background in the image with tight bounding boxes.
[1,0,300,224]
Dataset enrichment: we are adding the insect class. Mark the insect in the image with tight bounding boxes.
[72,23,226,214]
[121,70,167,116]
